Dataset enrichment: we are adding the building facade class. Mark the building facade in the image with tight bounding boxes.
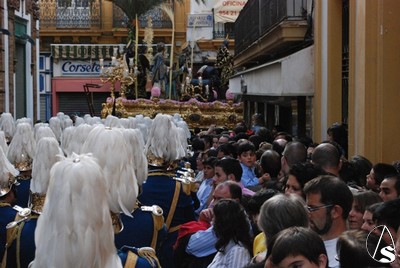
[229,0,312,138]
[0,0,40,120]
[37,0,239,120]
[230,0,400,163]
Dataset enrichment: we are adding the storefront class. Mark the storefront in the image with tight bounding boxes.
[229,46,314,137]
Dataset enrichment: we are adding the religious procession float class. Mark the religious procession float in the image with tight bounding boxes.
[100,3,243,130]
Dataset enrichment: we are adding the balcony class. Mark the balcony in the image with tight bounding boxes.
[234,0,309,68]
[213,22,235,39]
[39,0,101,29]
[112,5,173,29]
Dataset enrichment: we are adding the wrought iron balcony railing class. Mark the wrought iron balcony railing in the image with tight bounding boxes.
[235,0,307,55]
[213,22,235,39]
[39,0,101,29]
[112,4,173,29]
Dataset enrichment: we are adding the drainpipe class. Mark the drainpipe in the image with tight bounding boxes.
[3,0,9,112]
[36,20,40,121]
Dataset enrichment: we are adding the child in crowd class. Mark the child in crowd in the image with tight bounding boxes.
[195,156,218,216]
[237,142,269,189]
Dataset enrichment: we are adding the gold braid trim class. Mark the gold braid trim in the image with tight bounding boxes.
[151,213,165,250]
[165,181,180,231]
[30,192,46,214]
[110,211,123,234]
[138,247,161,268]
[148,171,176,177]
[124,251,138,268]
[14,161,32,172]
[0,202,11,207]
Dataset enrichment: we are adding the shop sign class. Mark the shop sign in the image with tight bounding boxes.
[54,60,110,77]
[188,13,213,27]
[214,0,248,23]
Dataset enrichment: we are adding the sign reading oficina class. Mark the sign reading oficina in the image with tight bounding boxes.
[55,60,111,77]
[213,0,248,23]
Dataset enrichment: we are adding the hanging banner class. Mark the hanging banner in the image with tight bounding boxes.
[214,0,248,23]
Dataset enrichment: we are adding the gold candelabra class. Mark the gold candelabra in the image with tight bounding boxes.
[180,68,209,101]
[100,48,138,99]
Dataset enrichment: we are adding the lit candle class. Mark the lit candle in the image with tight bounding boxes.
[181,83,185,93]
[124,69,129,77]
[205,85,209,95]
[188,68,192,76]
[111,56,116,66]
[129,58,134,67]
[99,58,104,67]
[198,76,203,84]
[134,66,138,76]
[186,76,190,85]
[113,47,118,56]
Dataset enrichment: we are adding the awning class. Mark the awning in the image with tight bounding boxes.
[229,45,314,96]
[51,44,172,62]
[51,44,125,61]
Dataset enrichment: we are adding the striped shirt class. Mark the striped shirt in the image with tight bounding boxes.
[207,240,251,268]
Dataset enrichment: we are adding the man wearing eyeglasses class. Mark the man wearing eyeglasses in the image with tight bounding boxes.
[304,175,353,268]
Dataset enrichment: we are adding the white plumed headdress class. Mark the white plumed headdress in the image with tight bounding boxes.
[0,112,15,142]
[145,114,186,166]
[7,123,36,171]
[122,128,147,185]
[82,125,138,215]
[0,146,19,197]
[30,153,122,268]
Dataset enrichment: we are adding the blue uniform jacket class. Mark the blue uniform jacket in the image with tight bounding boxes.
[0,204,17,261]
[115,208,167,251]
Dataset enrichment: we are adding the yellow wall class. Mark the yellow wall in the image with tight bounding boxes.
[349,0,400,163]
[314,0,343,143]
[316,0,400,163]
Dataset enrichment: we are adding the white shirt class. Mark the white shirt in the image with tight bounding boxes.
[324,237,339,268]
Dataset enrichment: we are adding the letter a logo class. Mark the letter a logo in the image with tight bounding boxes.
[367,225,396,264]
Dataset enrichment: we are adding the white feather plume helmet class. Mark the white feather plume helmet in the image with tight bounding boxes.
[0,146,19,197]
[34,122,47,137]
[30,153,122,268]
[69,123,94,155]
[30,137,63,194]
[122,128,147,185]
[81,125,138,216]
[119,118,130,129]
[60,126,75,157]
[0,131,9,156]
[7,122,36,171]
[145,113,186,165]
[16,117,33,127]
[177,120,191,140]
[63,116,73,129]
[104,115,123,128]
[35,125,57,143]
[74,116,85,126]
[0,112,15,141]
[49,116,62,142]
[127,117,137,129]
